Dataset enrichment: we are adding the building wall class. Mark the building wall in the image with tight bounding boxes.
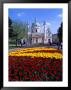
[44,34,52,44]
[32,38,36,44]
[38,37,43,43]
[32,37,43,44]
[32,26,41,33]
[31,21,52,44]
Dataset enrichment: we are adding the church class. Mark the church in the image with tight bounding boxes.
[28,20,52,45]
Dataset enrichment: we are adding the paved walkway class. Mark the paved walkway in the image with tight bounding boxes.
[9,45,62,52]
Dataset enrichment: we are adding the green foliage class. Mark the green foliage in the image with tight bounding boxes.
[57,22,63,43]
[9,17,13,37]
[9,17,12,27]
[12,21,28,40]
[9,18,28,47]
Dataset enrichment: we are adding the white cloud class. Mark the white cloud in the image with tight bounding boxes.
[41,22,51,26]
[17,12,24,17]
[17,13,21,16]
[47,22,51,26]
[58,14,63,18]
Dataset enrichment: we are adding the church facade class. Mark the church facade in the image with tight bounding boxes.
[28,20,52,45]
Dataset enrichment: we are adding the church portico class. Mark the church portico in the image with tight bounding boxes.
[32,33,44,44]
[27,20,52,45]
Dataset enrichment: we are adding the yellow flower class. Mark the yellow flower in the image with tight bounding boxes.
[9,47,62,59]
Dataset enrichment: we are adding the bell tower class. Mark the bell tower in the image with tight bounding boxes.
[44,21,48,44]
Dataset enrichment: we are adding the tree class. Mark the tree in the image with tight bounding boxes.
[57,22,63,43]
[9,17,12,26]
[12,21,28,46]
[9,17,13,37]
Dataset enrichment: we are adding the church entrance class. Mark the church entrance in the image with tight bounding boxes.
[48,39,51,45]
[36,38,38,44]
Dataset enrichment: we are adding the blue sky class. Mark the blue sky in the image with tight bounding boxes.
[9,8,63,34]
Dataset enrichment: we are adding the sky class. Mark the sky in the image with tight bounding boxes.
[9,8,63,34]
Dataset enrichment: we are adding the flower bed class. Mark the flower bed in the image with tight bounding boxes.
[9,47,62,81]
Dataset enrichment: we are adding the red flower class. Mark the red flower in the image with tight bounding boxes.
[54,71,57,75]
[14,69,18,74]
[9,55,62,81]
[19,66,23,70]
[9,77,12,81]
[14,76,19,80]
[24,75,29,80]
[19,72,23,76]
